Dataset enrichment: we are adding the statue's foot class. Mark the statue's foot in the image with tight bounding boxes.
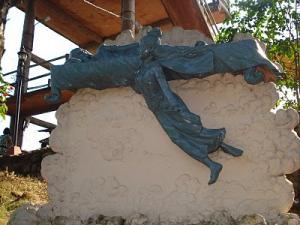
[220,143,243,157]
[208,162,223,185]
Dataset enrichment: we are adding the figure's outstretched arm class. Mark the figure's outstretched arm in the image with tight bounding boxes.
[243,66,278,85]
[256,66,277,82]
[243,67,264,85]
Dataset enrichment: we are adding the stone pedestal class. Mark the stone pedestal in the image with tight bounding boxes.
[41,72,300,222]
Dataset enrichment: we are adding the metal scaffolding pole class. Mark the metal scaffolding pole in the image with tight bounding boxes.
[12,46,28,146]
[10,0,36,147]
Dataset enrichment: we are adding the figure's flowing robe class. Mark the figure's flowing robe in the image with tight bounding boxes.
[50,43,141,92]
[135,63,226,160]
[47,39,282,165]
[50,40,281,94]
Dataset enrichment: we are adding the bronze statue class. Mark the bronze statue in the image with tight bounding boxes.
[46,28,282,184]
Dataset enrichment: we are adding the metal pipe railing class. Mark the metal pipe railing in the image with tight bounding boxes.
[10,72,51,87]
[5,53,68,98]
[5,53,69,93]
[3,54,68,77]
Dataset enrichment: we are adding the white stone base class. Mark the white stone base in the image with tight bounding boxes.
[41,73,300,222]
[7,204,300,225]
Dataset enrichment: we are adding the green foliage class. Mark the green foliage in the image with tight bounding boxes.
[0,68,10,120]
[217,0,300,110]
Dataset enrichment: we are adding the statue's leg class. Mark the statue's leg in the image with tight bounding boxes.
[220,142,243,157]
[181,143,223,185]
[202,157,223,185]
[136,63,225,184]
[44,85,61,103]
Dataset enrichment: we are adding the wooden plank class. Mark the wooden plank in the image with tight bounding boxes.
[161,0,213,39]
[29,117,56,130]
[17,0,212,47]
[17,0,103,46]
[150,17,173,28]
[31,53,53,70]
[81,41,100,54]
[6,88,74,117]
[17,0,174,46]
[52,0,121,37]
[210,10,228,24]
[53,0,169,38]
[208,0,230,24]
[135,0,169,27]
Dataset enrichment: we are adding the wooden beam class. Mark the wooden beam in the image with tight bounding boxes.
[17,0,103,45]
[208,0,230,24]
[31,53,53,70]
[121,0,135,34]
[39,0,103,43]
[81,41,100,54]
[7,88,74,117]
[29,117,56,130]
[150,17,172,28]
[161,0,213,39]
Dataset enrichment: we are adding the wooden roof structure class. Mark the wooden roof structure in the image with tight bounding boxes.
[17,0,218,52]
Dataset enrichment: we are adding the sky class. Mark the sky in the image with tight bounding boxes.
[0,7,77,151]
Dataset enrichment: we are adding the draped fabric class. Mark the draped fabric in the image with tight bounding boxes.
[48,39,282,99]
[135,63,225,160]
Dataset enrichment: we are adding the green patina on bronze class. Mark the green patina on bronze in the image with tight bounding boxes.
[46,28,282,184]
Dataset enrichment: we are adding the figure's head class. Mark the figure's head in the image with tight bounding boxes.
[140,28,162,48]
[146,28,162,38]
[3,128,10,135]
